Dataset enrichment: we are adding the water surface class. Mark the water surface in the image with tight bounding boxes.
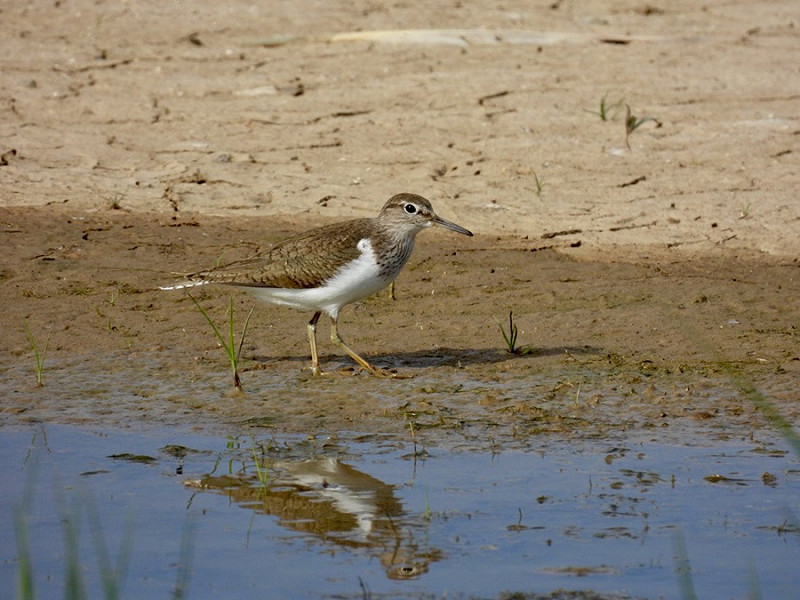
[1,425,797,599]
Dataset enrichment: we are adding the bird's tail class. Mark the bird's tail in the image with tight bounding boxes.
[159,280,210,291]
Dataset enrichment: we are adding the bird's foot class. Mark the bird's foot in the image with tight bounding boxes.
[310,365,324,377]
[307,362,410,379]
[365,365,411,379]
[308,366,411,379]
[307,365,359,378]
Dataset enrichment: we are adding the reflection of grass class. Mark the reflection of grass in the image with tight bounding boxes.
[423,485,431,521]
[250,436,269,491]
[188,294,255,393]
[358,577,372,600]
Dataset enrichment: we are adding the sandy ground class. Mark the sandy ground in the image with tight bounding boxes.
[1,1,798,443]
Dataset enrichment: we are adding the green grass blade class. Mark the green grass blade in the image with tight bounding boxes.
[721,363,800,456]
[189,293,245,389]
[59,497,86,600]
[672,528,698,600]
[86,493,135,600]
[13,439,43,600]
[497,320,512,351]
[228,298,235,362]
[236,305,256,364]
[424,485,431,520]
[747,559,763,600]
[171,516,196,600]
[497,311,523,354]
[187,293,231,355]
[23,320,50,386]
[12,505,35,600]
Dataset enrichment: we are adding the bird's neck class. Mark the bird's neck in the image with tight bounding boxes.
[370,226,417,280]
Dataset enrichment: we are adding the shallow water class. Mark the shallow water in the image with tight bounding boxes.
[1,424,798,599]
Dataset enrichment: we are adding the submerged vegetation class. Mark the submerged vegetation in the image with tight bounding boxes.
[14,472,191,600]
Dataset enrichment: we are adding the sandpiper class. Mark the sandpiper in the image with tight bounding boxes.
[162,193,473,377]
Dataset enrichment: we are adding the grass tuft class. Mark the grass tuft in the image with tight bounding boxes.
[23,319,50,387]
[739,203,752,220]
[586,91,625,121]
[497,311,534,355]
[107,192,125,211]
[532,170,545,197]
[625,103,662,148]
[188,294,255,392]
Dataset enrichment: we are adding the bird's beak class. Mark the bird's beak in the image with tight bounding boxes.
[431,215,473,237]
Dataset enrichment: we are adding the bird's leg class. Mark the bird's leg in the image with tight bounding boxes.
[329,315,403,378]
[307,311,323,376]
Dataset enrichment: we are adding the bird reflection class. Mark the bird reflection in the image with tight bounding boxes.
[185,456,441,579]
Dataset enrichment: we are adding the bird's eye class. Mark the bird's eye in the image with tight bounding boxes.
[404,203,417,214]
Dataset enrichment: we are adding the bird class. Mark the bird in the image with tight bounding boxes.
[161,193,473,377]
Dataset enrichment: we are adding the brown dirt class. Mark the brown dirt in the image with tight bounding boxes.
[1,1,798,446]
[2,206,798,448]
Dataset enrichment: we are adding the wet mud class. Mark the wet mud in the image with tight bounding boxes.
[1,207,797,449]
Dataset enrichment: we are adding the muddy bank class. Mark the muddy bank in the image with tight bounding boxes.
[1,207,797,448]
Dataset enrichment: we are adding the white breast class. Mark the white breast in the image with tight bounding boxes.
[247,238,391,319]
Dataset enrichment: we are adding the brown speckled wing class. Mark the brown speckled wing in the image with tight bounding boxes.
[187,218,374,290]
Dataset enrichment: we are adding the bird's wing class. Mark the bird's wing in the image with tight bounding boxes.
[186,219,374,289]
